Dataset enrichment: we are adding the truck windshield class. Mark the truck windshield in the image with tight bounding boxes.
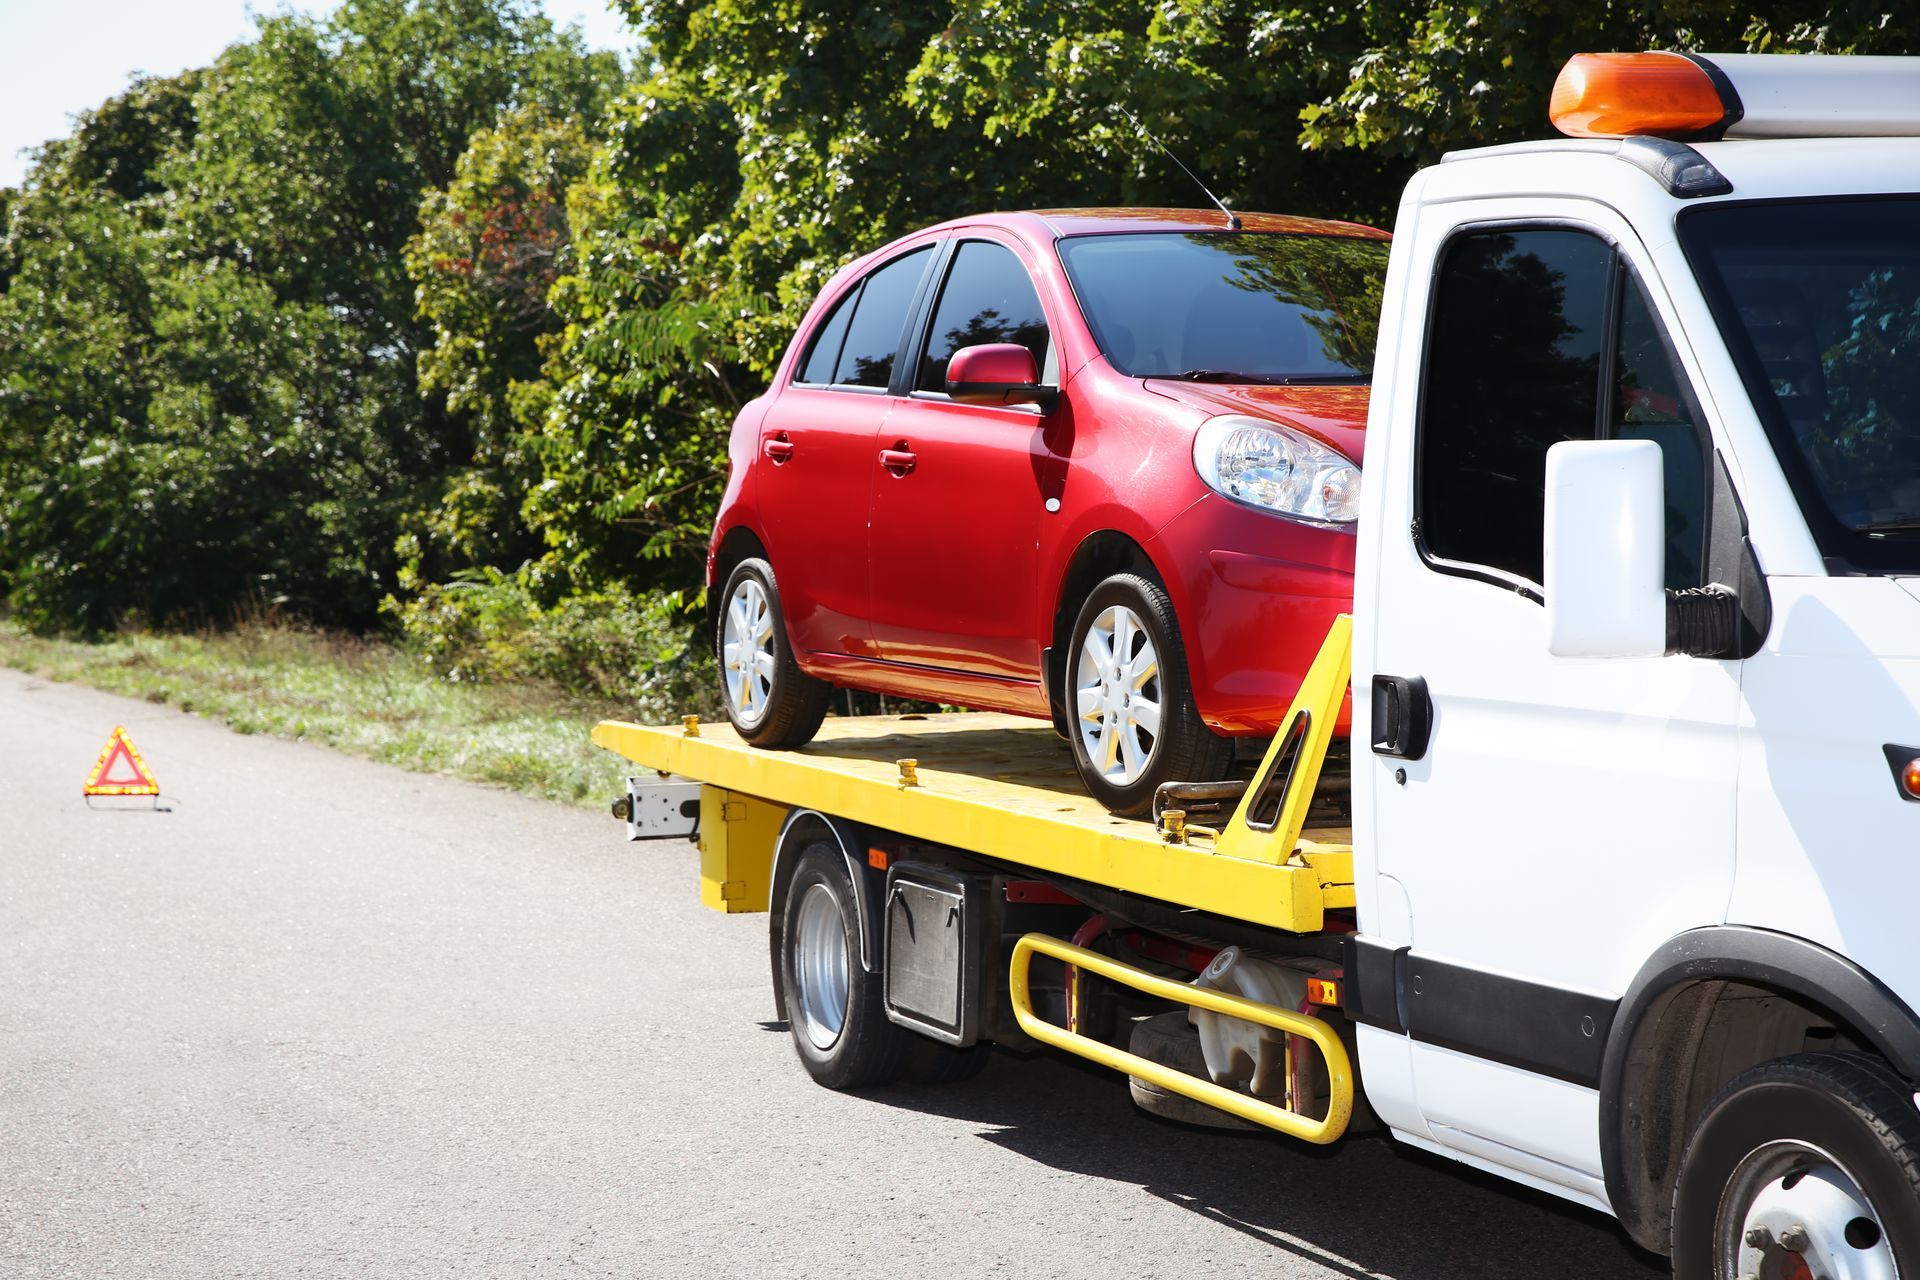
[1681,197,1920,572]
[1057,231,1389,383]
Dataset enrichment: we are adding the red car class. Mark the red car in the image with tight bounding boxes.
[708,208,1389,813]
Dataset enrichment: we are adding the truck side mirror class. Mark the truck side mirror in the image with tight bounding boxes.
[1543,439,1667,658]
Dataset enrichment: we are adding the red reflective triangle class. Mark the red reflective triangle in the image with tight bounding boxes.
[83,726,160,796]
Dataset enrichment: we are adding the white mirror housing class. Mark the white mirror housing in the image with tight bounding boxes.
[1544,439,1667,658]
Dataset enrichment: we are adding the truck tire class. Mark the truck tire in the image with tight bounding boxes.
[716,557,832,748]
[778,844,912,1090]
[1671,1051,1920,1280]
[1066,573,1235,816]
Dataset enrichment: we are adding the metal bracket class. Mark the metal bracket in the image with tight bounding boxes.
[621,776,703,841]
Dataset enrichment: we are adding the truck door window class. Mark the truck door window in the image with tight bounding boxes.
[1419,228,1707,592]
[1614,276,1708,590]
[915,240,1053,393]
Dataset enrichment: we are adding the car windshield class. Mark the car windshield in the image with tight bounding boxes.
[1681,197,1920,572]
[1057,231,1389,382]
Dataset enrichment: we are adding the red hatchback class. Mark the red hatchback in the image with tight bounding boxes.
[708,208,1389,813]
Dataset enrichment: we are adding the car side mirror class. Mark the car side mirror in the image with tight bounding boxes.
[1543,439,1667,658]
[947,343,1056,410]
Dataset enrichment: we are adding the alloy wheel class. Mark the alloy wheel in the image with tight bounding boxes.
[1074,603,1163,785]
[722,577,776,727]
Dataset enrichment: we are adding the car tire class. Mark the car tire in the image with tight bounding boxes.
[715,557,832,748]
[1065,573,1235,816]
[1670,1051,1920,1280]
[778,844,914,1090]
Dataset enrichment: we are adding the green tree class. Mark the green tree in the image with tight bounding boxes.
[0,0,620,632]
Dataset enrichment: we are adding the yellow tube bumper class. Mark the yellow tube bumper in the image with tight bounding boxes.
[1009,933,1354,1145]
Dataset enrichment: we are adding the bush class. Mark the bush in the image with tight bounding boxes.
[386,567,720,722]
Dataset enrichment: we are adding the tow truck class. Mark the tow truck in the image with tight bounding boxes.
[598,53,1920,1277]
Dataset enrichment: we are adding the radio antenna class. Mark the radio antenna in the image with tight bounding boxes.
[1113,104,1241,231]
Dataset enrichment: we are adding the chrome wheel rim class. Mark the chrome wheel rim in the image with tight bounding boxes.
[1073,603,1162,786]
[1717,1140,1896,1280]
[790,882,850,1051]
[722,577,775,727]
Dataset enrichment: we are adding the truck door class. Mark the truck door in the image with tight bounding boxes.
[1361,208,1739,1204]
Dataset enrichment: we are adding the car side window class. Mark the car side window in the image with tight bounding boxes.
[915,240,1052,393]
[830,246,933,388]
[797,287,856,385]
[1417,227,1708,592]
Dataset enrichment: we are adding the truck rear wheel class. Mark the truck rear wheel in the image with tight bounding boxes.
[1671,1052,1920,1280]
[778,844,912,1090]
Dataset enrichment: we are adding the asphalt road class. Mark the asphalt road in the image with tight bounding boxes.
[1,668,1669,1279]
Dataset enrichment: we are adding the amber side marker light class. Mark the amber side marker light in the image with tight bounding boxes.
[1881,745,1920,803]
[1549,52,1733,139]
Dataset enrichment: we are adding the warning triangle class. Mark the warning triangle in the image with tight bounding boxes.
[84,726,160,797]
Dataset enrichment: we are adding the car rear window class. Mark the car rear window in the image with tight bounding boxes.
[1058,231,1388,382]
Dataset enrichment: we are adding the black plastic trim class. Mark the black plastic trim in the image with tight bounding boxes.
[1884,745,1920,803]
[1614,137,1733,199]
[1598,925,1920,1243]
[1344,936,1406,1034]
[1344,938,1615,1083]
[1678,54,1746,141]
[1406,955,1617,1086]
[1369,674,1432,760]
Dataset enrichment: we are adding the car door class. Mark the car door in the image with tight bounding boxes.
[756,244,937,660]
[1362,208,1740,1201]
[866,235,1060,680]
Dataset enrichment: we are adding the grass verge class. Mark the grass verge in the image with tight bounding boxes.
[0,623,666,810]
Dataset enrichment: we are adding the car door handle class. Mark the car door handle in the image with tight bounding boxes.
[1370,674,1432,760]
[879,447,916,477]
[762,435,794,463]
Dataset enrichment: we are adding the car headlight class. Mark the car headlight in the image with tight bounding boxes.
[1192,415,1361,526]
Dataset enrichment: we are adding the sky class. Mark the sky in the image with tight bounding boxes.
[0,0,636,188]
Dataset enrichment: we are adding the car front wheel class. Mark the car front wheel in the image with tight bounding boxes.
[1065,573,1234,816]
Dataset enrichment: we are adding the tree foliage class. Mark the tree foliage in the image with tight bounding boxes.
[0,0,1912,649]
[0,0,615,631]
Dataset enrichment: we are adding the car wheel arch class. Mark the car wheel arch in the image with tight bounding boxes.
[1047,531,1170,719]
[1599,925,1920,1253]
[708,523,770,638]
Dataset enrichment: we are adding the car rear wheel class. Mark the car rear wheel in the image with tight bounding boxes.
[716,557,831,748]
[1066,573,1234,816]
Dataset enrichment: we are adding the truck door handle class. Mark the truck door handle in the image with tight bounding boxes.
[762,435,794,462]
[880,446,917,477]
[1370,674,1432,760]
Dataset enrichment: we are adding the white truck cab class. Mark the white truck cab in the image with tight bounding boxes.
[1354,51,1920,1272]
[601,51,1920,1280]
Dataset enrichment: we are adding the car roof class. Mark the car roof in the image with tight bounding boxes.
[923,207,1390,240]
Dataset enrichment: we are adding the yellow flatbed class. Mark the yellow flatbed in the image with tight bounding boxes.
[591,710,1354,934]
